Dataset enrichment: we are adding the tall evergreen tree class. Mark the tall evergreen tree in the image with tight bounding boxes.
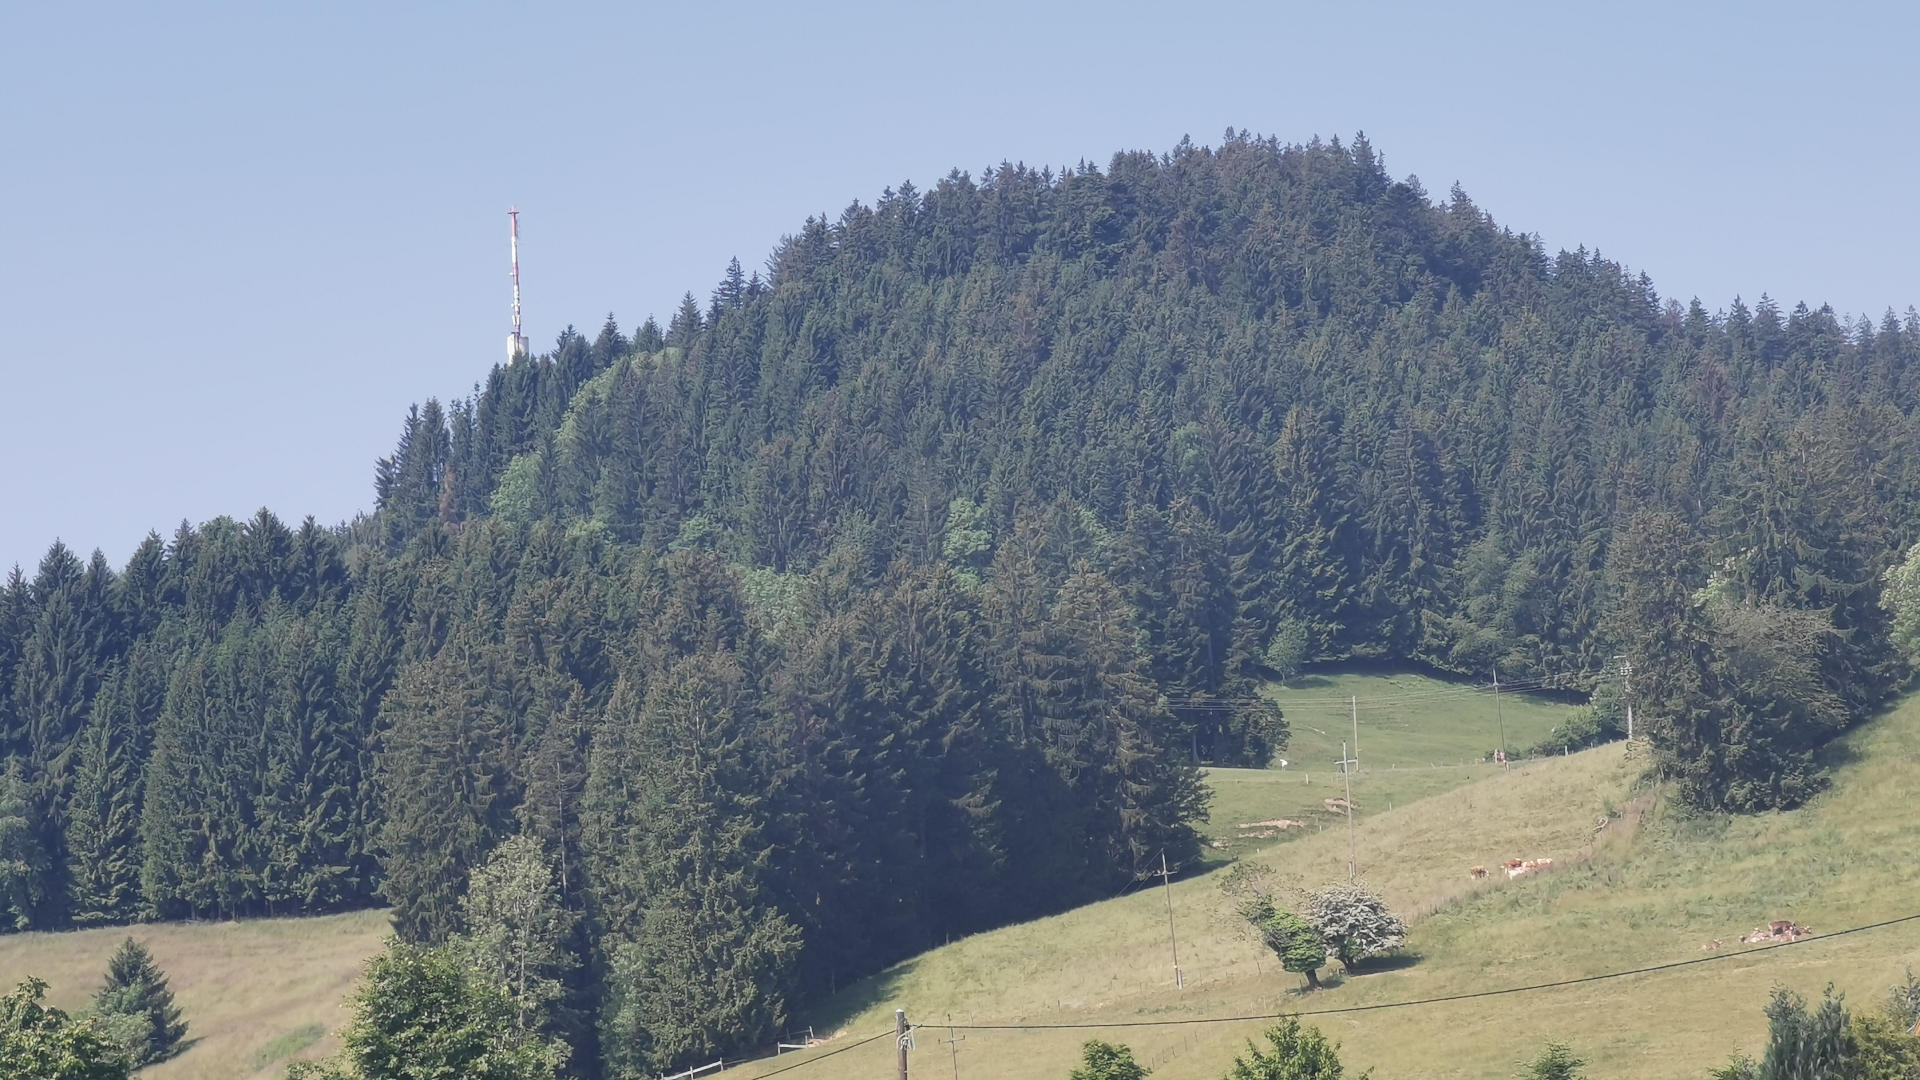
[91,937,187,1066]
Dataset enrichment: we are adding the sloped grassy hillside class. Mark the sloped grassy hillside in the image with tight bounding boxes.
[756,693,1920,1080]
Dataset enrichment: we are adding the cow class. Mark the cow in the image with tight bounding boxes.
[1769,920,1794,935]
[1702,939,1724,951]
[1469,866,1489,879]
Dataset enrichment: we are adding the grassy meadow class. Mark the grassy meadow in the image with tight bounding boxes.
[1200,671,1581,860]
[0,909,390,1080]
[752,688,1920,1080]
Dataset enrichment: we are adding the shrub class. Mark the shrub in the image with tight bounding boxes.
[1225,1017,1363,1079]
[1518,1042,1587,1080]
[1068,1039,1150,1080]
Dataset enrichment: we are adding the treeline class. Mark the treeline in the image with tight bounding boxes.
[3,130,1920,1073]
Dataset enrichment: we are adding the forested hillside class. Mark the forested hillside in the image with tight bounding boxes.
[3,130,1918,1075]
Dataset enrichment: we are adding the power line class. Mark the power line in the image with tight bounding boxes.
[943,912,1920,1032]
[741,1027,895,1078]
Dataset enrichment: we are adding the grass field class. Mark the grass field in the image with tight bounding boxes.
[751,689,1920,1080]
[0,909,390,1080]
[1200,671,1581,860]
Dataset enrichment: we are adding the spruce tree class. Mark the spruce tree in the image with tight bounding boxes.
[92,937,187,1065]
[0,759,49,931]
[64,670,143,925]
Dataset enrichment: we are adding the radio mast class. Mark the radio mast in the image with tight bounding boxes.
[507,207,528,363]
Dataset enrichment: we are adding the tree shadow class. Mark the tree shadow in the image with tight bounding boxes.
[800,959,920,1028]
[1342,951,1424,975]
[1813,738,1864,772]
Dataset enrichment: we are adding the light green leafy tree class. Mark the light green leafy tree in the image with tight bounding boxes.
[1225,1017,1364,1079]
[288,939,565,1080]
[452,834,576,1039]
[0,978,130,1080]
[1240,896,1328,989]
[1883,541,1920,660]
[1263,620,1310,685]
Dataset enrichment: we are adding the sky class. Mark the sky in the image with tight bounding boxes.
[4,0,1918,573]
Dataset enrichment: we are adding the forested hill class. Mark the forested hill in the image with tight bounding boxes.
[4,131,1919,1074]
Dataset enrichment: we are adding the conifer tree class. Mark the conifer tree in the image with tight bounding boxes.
[91,938,186,1065]
[64,670,143,925]
[372,649,516,943]
[0,760,49,931]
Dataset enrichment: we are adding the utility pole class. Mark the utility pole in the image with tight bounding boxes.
[896,1009,910,1080]
[1491,664,1508,770]
[1350,695,1360,773]
[1337,742,1358,880]
[942,1016,964,1080]
[1622,659,1634,740]
[1159,852,1184,989]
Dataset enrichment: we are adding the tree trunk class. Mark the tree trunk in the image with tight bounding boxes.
[1305,968,1321,990]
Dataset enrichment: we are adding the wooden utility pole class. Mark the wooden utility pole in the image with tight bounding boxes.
[1350,695,1360,772]
[1622,658,1634,740]
[896,1009,910,1080]
[1491,664,1508,769]
[1159,852,1184,989]
[942,1016,964,1080]
[1338,742,1358,880]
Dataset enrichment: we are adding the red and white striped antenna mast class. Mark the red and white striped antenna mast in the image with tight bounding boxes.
[507,207,528,363]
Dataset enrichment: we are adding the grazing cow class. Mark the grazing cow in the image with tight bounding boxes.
[1702,940,1724,950]
[1503,859,1525,870]
[1469,866,1489,879]
[1769,920,1794,935]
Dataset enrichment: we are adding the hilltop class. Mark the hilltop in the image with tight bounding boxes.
[3,130,1918,1075]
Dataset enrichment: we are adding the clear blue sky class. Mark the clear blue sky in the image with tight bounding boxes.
[5,1,1917,573]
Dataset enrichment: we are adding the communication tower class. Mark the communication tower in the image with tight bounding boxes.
[508,208,528,363]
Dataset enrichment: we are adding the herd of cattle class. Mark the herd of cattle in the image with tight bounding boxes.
[1467,858,1555,880]
[1700,920,1816,950]
[1465,859,1817,952]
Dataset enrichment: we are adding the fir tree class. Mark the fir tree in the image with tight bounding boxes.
[0,760,49,931]
[64,670,143,925]
[91,937,187,1065]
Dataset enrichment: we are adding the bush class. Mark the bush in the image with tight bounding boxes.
[1302,883,1405,973]
[1068,1039,1150,1080]
[1849,1012,1920,1080]
[1887,968,1920,1033]
[1518,1042,1587,1080]
[91,937,187,1066]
